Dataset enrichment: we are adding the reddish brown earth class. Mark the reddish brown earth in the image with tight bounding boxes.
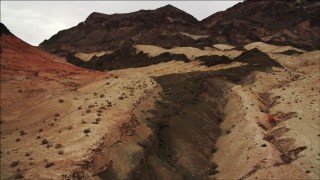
[0,23,103,118]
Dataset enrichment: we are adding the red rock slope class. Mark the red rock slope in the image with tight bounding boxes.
[0,23,102,120]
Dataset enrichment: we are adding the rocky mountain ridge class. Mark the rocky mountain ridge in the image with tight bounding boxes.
[202,0,320,50]
[40,5,211,54]
[40,1,320,57]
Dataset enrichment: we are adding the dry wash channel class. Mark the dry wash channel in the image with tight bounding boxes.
[99,71,230,179]
[99,50,283,179]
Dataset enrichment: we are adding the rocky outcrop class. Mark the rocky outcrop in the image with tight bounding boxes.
[39,5,211,54]
[201,0,320,50]
[37,2,320,73]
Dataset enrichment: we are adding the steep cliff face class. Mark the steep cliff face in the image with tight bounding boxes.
[39,5,211,54]
[201,0,320,50]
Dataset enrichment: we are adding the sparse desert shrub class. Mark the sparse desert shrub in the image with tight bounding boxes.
[16,138,20,142]
[58,99,64,103]
[54,113,60,117]
[45,162,55,168]
[88,104,94,108]
[81,119,87,124]
[10,160,19,167]
[261,144,267,147]
[67,125,73,130]
[55,144,62,149]
[100,94,105,98]
[25,152,31,157]
[86,109,91,113]
[84,128,91,133]
[18,90,23,93]
[58,151,64,155]
[119,96,124,100]
[41,139,49,145]
[19,130,27,136]
[46,144,52,148]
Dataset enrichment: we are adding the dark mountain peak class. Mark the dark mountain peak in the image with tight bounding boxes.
[87,12,107,18]
[84,4,197,24]
[85,12,109,23]
[40,4,208,52]
[157,4,182,12]
[155,4,198,22]
[1,23,12,36]
[40,0,320,55]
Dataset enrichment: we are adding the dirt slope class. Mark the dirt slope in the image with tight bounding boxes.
[0,23,156,179]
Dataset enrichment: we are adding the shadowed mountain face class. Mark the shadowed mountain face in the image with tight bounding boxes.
[66,45,190,71]
[36,2,319,72]
[39,5,211,54]
[201,0,320,50]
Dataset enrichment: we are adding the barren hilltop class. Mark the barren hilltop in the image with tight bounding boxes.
[1,1,320,179]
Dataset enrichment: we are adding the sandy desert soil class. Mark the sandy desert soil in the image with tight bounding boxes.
[213,44,320,179]
[135,44,242,60]
[1,37,319,179]
[74,51,111,62]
